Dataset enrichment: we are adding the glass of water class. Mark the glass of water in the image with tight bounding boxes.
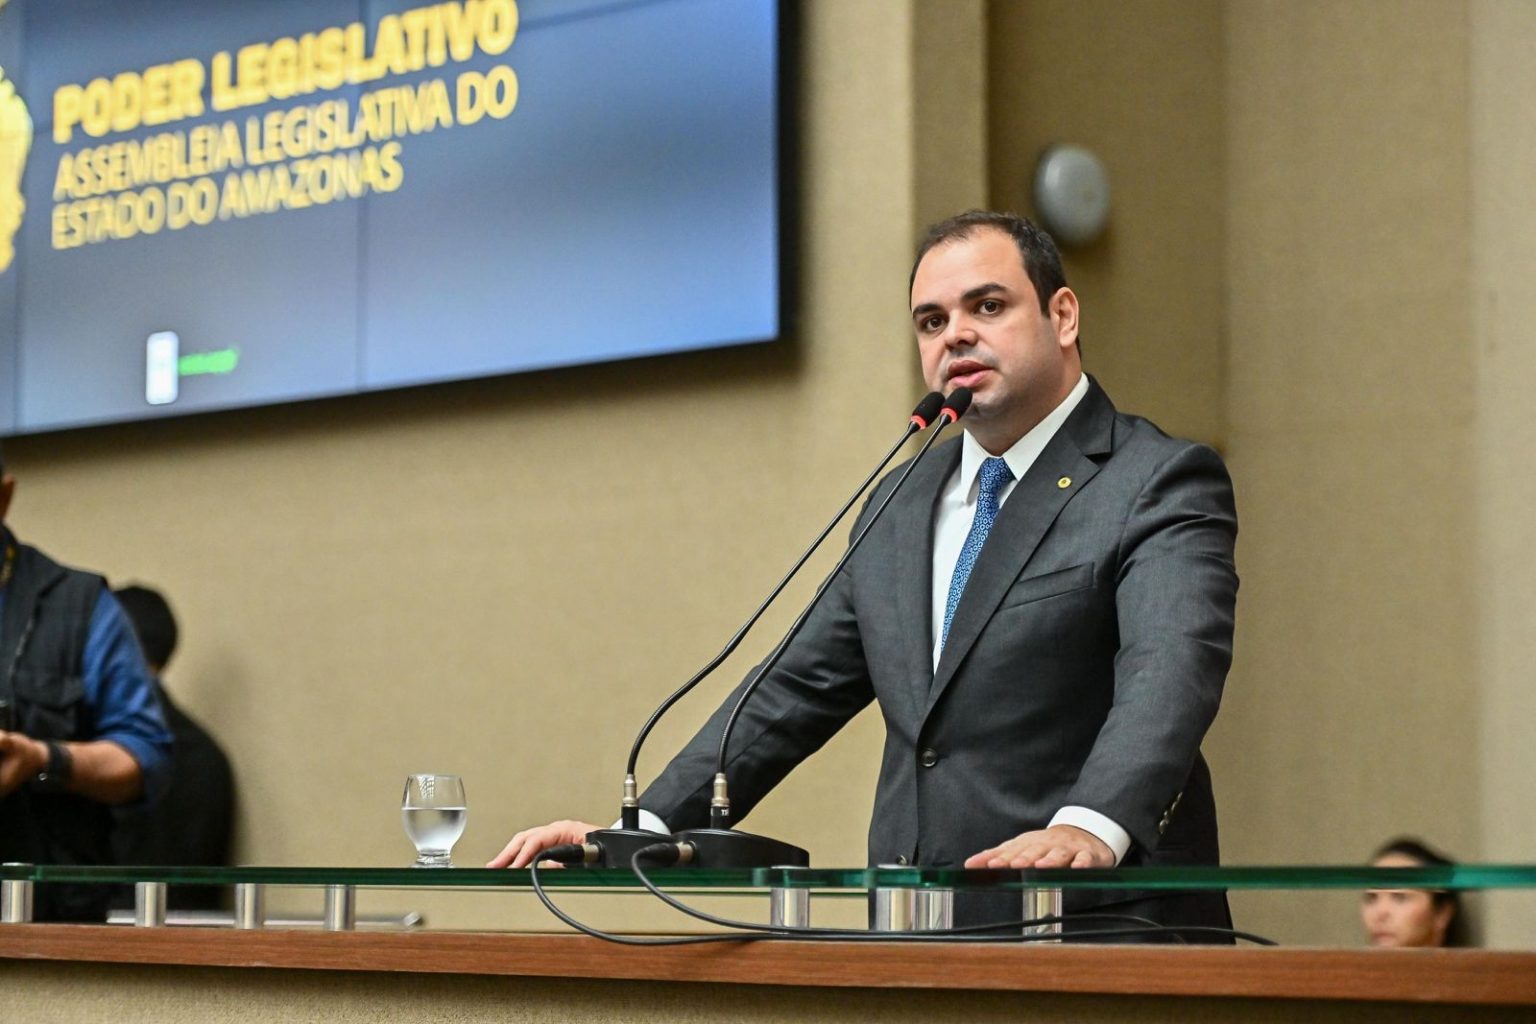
[401,774,467,868]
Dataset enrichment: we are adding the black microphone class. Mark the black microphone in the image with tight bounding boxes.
[908,390,947,430]
[577,392,947,869]
[672,387,972,868]
[939,386,973,422]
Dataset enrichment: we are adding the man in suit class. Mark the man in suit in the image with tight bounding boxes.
[493,211,1238,938]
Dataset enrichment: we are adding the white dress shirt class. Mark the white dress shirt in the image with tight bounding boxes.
[928,373,1131,865]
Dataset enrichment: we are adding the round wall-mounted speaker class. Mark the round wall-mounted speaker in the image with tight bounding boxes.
[1032,144,1111,247]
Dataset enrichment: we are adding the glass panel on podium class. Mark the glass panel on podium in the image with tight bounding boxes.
[3,861,1534,945]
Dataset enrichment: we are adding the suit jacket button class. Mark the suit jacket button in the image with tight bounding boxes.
[920,749,938,768]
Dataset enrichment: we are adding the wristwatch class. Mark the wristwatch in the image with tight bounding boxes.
[32,741,74,793]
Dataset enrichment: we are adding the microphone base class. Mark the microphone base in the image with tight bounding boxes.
[579,828,671,869]
[671,827,810,868]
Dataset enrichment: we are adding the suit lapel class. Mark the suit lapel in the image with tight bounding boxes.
[924,379,1117,716]
[885,438,960,716]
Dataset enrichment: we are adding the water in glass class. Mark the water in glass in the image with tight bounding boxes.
[402,774,466,867]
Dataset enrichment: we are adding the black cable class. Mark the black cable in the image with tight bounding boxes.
[626,846,1279,945]
[625,843,1155,939]
[999,924,1277,945]
[526,843,1275,947]
[529,852,769,946]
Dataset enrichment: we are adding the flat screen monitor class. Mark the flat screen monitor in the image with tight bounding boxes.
[0,0,783,436]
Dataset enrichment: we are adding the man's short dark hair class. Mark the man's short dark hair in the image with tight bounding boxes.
[0,440,7,476]
[910,210,1068,314]
[114,585,179,670]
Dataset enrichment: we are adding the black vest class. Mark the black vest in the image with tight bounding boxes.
[0,537,117,921]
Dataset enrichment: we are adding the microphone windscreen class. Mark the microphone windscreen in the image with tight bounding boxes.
[909,391,945,428]
[940,387,973,422]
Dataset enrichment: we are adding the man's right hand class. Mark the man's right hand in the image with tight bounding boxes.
[487,820,603,868]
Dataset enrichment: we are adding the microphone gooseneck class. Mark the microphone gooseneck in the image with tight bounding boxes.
[704,387,973,830]
[606,392,944,836]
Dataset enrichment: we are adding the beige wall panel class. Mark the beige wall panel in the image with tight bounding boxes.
[913,0,989,232]
[1470,0,1536,948]
[1224,0,1474,433]
[1214,426,1479,853]
[1217,0,1478,946]
[986,0,1226,445]
[1,0,990,931]
[1212,426,1479,946]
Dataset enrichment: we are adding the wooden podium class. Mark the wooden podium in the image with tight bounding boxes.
[4,925,1535,1023]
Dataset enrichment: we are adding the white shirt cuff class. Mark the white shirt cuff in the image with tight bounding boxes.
[1049,806,1131,865]
[610,810,670,834]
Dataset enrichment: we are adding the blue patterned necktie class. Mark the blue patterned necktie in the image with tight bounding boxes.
[941,456,1014,648]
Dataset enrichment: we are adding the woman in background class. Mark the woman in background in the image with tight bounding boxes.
[1361,837,1466,948]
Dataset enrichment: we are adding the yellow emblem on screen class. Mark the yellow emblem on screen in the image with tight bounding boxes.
[0,0,31,275]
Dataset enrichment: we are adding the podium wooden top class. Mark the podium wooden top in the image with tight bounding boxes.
[3,925,1535,1007]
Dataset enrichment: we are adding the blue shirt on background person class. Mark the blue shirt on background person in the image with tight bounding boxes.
[1,446,174,920]
[0,583,172,801]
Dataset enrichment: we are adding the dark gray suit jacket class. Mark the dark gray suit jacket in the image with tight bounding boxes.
[642,378,1238,913]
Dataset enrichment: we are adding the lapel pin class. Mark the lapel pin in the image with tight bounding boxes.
[1057,476,1072,489]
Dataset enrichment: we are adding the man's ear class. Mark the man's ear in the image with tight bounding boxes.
[0,474,14,523]
[1048,287,1080,352]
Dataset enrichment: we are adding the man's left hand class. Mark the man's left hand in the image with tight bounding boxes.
[0,731,48,797]
[964,824,1114,869]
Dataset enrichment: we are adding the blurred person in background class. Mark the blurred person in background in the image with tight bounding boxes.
[0,443,172,921]
[111,584,235,912]
[1362,837,1468,948]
